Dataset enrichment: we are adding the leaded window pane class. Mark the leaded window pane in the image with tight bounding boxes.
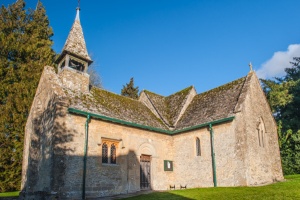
[102,142,108,163]
[111,144,116,164]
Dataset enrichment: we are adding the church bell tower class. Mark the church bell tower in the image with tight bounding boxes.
[55,7,93,92]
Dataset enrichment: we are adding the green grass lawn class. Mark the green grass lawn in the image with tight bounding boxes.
[0,191,19,198]
[1,175,299,199]
[125,175,300,200]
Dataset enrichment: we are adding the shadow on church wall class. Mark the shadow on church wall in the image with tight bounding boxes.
[20,96,192,199]
[21,95,76,199]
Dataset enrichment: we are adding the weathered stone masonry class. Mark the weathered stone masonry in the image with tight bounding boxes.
[21,7,284,200]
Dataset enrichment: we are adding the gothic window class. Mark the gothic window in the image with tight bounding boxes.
[102,142,108,163]
[101,139,119,164]
[111,144,116,164]
[196,137,201,156]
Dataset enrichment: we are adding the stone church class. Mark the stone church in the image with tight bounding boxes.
[21,7,283,199]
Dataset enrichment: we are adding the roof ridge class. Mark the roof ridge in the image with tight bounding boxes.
[143,91,173,128]
[166,85,195,98]
[142,85,195,98]
[142,90,165,97]
[142,86,197,128]
[71,87,169,130]
[233,72,253,113]
[172,86,197,128]
[175,75,248,130]
[198,76,247,97]
[92,86,142,102]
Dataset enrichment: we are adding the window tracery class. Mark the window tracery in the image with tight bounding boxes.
[102,142,108,163]
[111,144,116,164]
[101,139,119,164]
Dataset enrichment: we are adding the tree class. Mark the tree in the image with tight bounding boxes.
[0,0,55,192]
[87,64,102,88]
[261,57,300,175]
[121,77,139,99]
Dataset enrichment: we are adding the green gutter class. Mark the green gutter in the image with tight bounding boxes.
[82,115,90,200]
[68,108,171,134]
[68,108,234,135]
[209,124,217,187]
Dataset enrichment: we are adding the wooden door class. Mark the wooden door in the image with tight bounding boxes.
[140,155,151,190]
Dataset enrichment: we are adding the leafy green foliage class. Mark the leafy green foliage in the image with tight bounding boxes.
[0,0,55,192]
[261,57,300,175]
[121,77,139,99]
[260,79,294,114]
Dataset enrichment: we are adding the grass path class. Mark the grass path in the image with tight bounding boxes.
[125,175,300,200]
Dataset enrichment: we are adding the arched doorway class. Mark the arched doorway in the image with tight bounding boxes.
[140,154,151,190]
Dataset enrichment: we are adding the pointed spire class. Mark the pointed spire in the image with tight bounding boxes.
[62,7,91,62]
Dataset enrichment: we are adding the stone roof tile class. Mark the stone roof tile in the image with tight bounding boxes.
[65,73,250,132]
[62,11,91,62]
[175,76,248,130]
[143,86,195,127]
[69,87,168,130]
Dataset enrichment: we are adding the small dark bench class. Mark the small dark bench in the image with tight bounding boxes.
[180,185,187,189]
[170,185,176,190]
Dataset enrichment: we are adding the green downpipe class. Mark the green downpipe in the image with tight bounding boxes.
[209,124,217,187]
[82,115,91,200]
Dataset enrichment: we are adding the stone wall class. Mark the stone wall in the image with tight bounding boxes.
[59,67,90,93]
[58,115,174,199]
[172,120,247,188]
[22,69,283,199]
[21,66,70,199]
[239,72,283,185]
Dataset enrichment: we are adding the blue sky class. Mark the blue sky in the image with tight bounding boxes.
[4,0,300,95]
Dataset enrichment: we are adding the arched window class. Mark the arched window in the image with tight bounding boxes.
[196,137,201,156]
[102,142,108,163]
[111,144,116,164]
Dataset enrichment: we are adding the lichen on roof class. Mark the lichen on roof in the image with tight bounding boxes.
[66,73,250,132]
[143,86,194,127]
[62,12,91,62]
[69,86,168,130]
[176,77,247,130]
[165,86,194,125]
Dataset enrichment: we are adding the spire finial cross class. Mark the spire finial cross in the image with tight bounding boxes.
[249,62,253,72]
[78,0,80,9]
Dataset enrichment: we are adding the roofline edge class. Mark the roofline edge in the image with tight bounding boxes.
[67,107,235,135]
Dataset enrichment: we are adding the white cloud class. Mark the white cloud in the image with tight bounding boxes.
[256,44,300,79]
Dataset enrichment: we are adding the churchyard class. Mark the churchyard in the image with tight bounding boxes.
[124,175,300,200]
[0,175,299,199]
